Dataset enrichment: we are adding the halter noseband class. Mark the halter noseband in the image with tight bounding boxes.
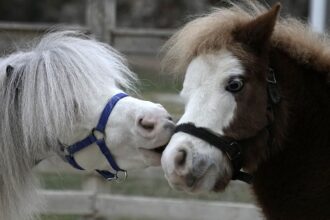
[174,123,253,184]
[62,93,128,182]
[174,68,280,185]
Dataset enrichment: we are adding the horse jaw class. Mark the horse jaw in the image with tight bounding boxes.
[63,88,174,171]
[161,50,242,193]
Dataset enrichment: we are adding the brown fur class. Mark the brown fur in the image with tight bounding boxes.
[162,1,330,81]
[163,1,330,219]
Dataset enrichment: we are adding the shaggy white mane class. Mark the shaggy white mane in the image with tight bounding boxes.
[0,30,137,220]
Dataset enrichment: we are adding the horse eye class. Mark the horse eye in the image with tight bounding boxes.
[225,77,244,93]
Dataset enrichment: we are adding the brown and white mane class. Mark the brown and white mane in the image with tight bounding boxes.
[163,1,330,75]
[161,1,330,220]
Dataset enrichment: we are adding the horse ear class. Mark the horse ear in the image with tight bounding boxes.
[6,65,14,78]
[233,3,281,54]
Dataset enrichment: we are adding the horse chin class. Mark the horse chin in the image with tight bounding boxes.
[185,176,216,194]
[167,174,214,194]
[181,166,231,193]
[138,145,167,166]
[189,170,232,193]
[213,175,232,192]
[163,164,224,194]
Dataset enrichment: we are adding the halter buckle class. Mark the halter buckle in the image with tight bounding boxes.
[226,142,241,161]
[267,68,277,84]
[105,176,117,181]
[63,147,72,157]
[115,170,128,183]
[267,68,281,104]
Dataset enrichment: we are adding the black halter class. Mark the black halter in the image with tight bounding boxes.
[174,68,280,184]
[174,123,253,183]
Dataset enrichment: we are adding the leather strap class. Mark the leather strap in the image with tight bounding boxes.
[63,93,128,181]
[174,123,253,184]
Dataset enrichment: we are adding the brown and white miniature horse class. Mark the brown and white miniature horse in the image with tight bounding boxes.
[161,1,330,220]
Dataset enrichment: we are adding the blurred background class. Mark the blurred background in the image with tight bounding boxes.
[0,1,328,220]
[0,0,330,28]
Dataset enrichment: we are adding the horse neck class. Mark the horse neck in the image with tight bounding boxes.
[251,48,330,220]
[270,48,330,152]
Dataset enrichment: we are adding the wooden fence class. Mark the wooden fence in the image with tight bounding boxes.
[39,190,261,220]
[0,0,173,57]
[1,0,262,219]
[36,158,262,220]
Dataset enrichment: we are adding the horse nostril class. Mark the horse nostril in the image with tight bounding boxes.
[138,117,156,132]
[175,149,187,168]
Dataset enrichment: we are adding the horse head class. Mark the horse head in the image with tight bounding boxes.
[0,31,174,220]
[161,3,281,193]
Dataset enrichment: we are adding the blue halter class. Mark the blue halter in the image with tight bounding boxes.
[64,93,128,181]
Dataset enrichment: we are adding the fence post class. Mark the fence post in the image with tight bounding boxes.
[86,0,117,44]
[81,174,111,220]
[309,0,327,33]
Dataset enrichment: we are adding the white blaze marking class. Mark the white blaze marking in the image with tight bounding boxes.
[162,49,244,192]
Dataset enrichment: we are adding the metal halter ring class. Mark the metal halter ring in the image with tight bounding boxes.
[92,128,105,141]
[63,147,71,157]
[226,142,241,161]
[115,170,128,183]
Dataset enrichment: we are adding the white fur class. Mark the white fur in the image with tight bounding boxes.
[162,49,244,192]
[0,31,174,220]
[71,96,172,170]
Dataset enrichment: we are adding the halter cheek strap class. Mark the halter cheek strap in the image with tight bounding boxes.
[64,93,128,181]
[174,123,253,184]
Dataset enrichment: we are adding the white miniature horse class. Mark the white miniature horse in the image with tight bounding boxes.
[0,31,174,220]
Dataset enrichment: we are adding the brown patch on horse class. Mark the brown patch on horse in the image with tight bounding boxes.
[233,3,281,55]
[252,47,330,220]
[223,4,282,171]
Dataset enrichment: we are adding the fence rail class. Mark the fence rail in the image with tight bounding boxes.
[112,27,173,54]
[0,22,171,55]
[40,190,262,220]
[35,158,261,220]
